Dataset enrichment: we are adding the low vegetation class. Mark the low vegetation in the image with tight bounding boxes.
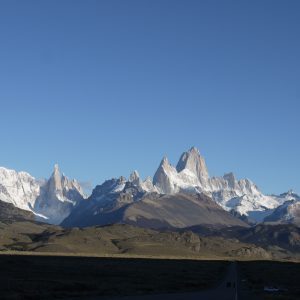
[0,221,274,260]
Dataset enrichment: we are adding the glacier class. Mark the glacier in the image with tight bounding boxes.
[0,165,85,224]
[0,147,295,224]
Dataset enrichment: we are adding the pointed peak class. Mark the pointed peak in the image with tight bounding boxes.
[54,164,60,173]
[189,146,200,154]
[118,176,127,184]
[176,147,209,182]
[178,147,203,161]
[223,172,236,188]
[160,156,170,167]
[224,172,235,180]
[129,170,140,182]
[51,164,61,180]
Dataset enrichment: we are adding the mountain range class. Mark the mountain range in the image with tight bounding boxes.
[0,147,299,227]
[0,164,85,224]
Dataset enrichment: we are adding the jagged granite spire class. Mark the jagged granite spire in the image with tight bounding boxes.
[129,170,140,184]
[153,156,178,194]
[33,164,85,225]
[49,164,63,192]
[223,172,237,189]
[176,147,209,185]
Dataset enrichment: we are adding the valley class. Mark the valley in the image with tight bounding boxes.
[0,147,299,299]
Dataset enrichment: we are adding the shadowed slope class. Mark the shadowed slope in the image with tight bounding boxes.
[124,193,247,229]
[62,193,247,229]
[0,199,35,222]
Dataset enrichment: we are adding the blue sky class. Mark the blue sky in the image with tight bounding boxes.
[0,0,299,194]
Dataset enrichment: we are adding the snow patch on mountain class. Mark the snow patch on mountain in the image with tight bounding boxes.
[264,191,300,224]
[33,164,85,224]
[88,147,288,221]
[150,147,286,220]
[0,165,85,224]
[129,171,159,193]
[153,157,200,194]
[0,167,40,211]
[1,147,294,224]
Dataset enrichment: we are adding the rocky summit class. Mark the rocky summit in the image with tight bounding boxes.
[0,165,85,225]
[0,147,298,227]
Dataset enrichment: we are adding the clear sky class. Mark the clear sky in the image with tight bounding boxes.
[0,0,299,195]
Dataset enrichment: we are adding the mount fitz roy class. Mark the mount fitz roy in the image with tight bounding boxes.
[152,147,285,220]
[0,147,298,227]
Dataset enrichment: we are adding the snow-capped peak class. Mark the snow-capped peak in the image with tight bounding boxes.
[54,163,59,173]
[223,172,237,189]
[160,156,171,168]
[176,146,209,185]
[151,147,285,220]
[0,166,40,211]
[129,170,140,183]
[0,164,85,225]
[264,192,300,225]
[49,164,63,192]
